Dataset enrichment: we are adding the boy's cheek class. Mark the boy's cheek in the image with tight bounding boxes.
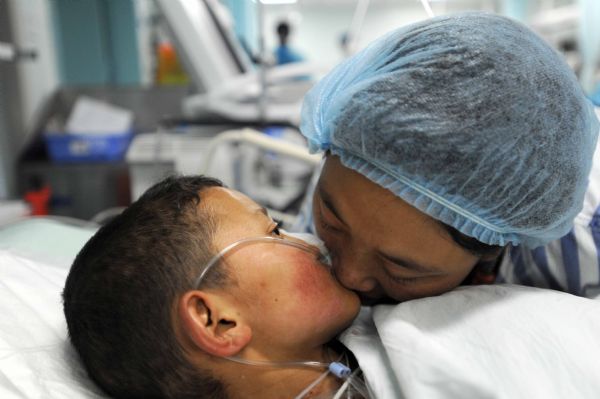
[292,266,356,322]
[291,258,335,298]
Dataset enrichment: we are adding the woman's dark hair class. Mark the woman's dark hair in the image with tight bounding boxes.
[63,175,227,399]
[443,224,503,257]
[442,223,504,277]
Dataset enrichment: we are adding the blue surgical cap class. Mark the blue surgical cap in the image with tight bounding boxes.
[300,12,599,248]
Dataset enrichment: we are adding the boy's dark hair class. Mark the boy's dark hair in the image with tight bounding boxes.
[63,175,228,399]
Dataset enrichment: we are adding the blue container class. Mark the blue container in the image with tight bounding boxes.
[44,130,133,163]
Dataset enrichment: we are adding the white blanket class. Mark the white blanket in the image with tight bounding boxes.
[341,285,600,399]
[3,233,600,398]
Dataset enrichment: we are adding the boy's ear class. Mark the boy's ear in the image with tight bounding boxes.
[178,290,252,358]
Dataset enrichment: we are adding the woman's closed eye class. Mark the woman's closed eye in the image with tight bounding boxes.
[386,273,422,285]
[382,259,439,285]
[318,201,343,234]
[318,215,337,233]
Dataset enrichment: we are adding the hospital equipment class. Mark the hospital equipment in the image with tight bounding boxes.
[225,356,351,379]
[300,11,599,248]
[127,127,321,228]
[127,0,325,223]
[0,41,36,62]
[419,0,435,18]
[225,353,359,397]
[225,342,370,398]
[340,0,371,58]
[342,0,433,59]
[193,235,327,288]
[153,0,325,126]
[530,3,579,46]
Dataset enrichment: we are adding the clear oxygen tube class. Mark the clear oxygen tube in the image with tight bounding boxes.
[224,352,351,378]
[226,351,370,399]
[193,235,329,288]
[194,234,371,398]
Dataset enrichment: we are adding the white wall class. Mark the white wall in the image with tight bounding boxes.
[262,0,498,69]
[134,0,156,86]
[9,0,59,145]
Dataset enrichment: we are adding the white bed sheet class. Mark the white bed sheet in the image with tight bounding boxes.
[341,285,600,399]
[3,219,600,398]
[0,218,102,398]
[0,249,107,399]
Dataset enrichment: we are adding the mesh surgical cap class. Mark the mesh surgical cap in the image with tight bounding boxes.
[301,12,599,248]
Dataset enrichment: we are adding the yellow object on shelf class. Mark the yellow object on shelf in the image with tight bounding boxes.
[156,41,189,85]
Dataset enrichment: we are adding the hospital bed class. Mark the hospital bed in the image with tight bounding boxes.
[0,218,105,398]
[1,124,322,398]
[3,216,600,399]
[153,0,327,126]
[6,1,600,396]
[1,115,325,397]
[4,106,600,399]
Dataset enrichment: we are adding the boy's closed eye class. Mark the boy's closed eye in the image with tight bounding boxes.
[271,220,283,236]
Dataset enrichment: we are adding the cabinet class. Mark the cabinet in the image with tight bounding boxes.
[17,86,189,220]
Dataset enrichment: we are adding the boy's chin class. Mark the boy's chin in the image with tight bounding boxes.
[337,297,362,335]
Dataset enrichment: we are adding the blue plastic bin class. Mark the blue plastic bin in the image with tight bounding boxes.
[44,130,133,163]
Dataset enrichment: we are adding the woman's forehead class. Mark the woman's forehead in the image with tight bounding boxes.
[321,156,427,222]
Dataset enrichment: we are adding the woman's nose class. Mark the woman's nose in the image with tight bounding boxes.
[331,250,378,293]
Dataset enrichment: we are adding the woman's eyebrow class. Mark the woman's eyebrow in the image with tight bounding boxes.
[318,186,349,227]
[380,252,441,274]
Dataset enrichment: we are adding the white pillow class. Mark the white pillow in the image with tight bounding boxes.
[342,285,600,399]
[0,249,107,398]
[0,218,96,267]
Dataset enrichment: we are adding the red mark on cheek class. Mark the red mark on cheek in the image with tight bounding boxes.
[291,254,330,297]
[290,252,354,323]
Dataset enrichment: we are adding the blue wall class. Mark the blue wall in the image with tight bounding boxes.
[223,0,258,59]
[52,0,140,85]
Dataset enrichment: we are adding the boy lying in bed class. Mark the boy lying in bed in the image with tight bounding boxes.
[63,175,600,399]
[62,175,367,399]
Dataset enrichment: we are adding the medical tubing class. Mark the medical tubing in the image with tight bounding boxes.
[293,369,331,399]
[331,367,370,399]
[346,368,370,398]
[331,377,351,399]
[224,356,351,379]
[329,361,352,378]
[194,236,324,289]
